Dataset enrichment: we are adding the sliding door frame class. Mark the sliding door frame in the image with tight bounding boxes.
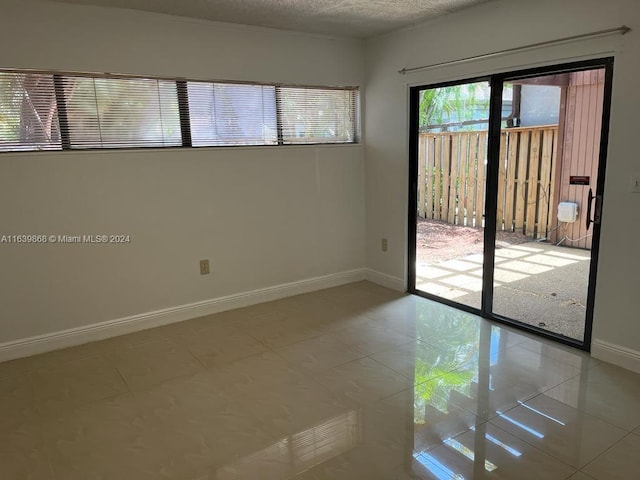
[408,57,615,352]
[407,75,491,314]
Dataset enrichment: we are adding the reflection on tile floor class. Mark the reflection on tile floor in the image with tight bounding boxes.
[1,281,638,479]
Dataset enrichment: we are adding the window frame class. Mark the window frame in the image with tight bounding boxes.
[0,68,360,154]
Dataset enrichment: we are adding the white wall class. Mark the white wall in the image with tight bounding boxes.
[0,1,365,344]
[364,0,640,362]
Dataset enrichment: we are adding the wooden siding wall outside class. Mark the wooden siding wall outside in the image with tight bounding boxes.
[417,125,558,239]
[550,69,605,250]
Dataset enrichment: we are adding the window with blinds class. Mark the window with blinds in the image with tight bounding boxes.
[0,69,360,153]
[0,72,61,152]
[187,82,277,146]
[278,87,359,144]
[63,76,181,148]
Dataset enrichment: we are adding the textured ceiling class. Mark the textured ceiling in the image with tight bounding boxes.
[39,0,493,38]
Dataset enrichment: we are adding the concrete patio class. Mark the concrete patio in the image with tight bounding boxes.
[416,242,591,340]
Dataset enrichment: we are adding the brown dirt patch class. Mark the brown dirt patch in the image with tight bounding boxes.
[416,218,530,265]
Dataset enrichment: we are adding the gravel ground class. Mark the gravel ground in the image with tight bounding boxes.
[416,217,531,265]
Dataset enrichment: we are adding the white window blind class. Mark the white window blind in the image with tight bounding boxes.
[0,72,61,152]
[187,82,277,146]
[278,87,359,144]
[0,68,359,153]
[62,76,181,148]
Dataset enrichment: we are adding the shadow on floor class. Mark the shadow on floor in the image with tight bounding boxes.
[416,242,591,340]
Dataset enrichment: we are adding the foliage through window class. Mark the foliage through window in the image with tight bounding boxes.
[419,82,515,133]
[0,69,359,153]
[279,87,359,144]
[0,73,61,151]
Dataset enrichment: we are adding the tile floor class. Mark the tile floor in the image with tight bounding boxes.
[1,281,639,479]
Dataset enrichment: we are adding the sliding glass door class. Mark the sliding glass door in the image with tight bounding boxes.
[490,67,610,343]
[409,58,614,349]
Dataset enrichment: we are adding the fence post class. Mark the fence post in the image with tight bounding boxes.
[418,135,427,217]
[442,135,451,222]
[426,136,435,219]
[496,132,508,232]
[475,132,487,228]
[448,134,459,224]
[548,128,559,240]
[537,128,555,239]
[526,130,542,237]
[459,133,470,226]
[504,131,519,232]
[467,133,478,227]
[434,136,442,220]
[515,131,529,234]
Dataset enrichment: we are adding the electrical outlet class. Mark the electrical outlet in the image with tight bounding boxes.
[381,238,388,252]
[631,175,640,193]
[199,259,210,275]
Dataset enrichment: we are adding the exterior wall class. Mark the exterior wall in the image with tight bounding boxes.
[552,70,605,250]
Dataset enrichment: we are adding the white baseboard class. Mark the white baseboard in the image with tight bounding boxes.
[0,268,367,363]
[364,269,405,292]
[591,339,640,374]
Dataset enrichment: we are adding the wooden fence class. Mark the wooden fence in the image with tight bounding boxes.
[418,126,558,239]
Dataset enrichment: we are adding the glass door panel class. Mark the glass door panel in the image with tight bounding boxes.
[491,69,606,341]
[414,81,490,309]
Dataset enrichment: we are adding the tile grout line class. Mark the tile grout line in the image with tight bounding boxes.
[578,431,639,477]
